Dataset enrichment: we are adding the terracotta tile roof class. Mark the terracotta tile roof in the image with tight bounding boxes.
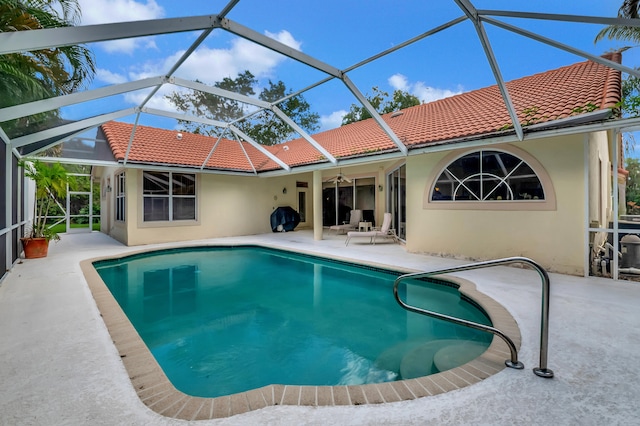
[101,53,621,173]
[102,123,259,172]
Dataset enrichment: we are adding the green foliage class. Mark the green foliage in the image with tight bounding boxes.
[243,80,319,145]
[626,157,640,213]
[594,1,640,44]
[594,2,640,119]
[20,160,75,241]
[165,71,319,146]
[0,0,95,137]
[341,86,420,125]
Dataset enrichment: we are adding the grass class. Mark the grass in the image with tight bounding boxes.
[50,222,100,234]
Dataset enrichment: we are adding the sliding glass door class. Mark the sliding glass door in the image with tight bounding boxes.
[322,177,376,226]
[387,164,407,240]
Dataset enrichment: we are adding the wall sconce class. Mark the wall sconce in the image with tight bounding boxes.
[282,187,287,194]
[106,185,112,192]
[378,185,383,192]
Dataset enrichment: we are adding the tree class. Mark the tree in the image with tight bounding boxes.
[626,158,640,213]
[341,86,420,125]
[594,1,640,119]
[0,0,96,137]
[165,70,256,136]
[19,160,75,241]
[166,71,319,146]
[595,1,640,44]
[243,80,319,145]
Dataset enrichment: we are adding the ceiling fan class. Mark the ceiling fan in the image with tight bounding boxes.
[327,170,352,184]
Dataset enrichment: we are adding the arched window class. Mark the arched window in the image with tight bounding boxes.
[431,150,544,202]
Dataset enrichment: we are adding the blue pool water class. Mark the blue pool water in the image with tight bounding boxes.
[94,246,492,398]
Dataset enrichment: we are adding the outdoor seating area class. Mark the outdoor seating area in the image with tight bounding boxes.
[345,212,398,246]
[329,209,362,234]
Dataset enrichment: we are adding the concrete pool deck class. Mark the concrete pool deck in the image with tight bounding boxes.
[1,231,639,425]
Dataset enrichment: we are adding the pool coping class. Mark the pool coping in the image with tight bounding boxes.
[79,243,521,420]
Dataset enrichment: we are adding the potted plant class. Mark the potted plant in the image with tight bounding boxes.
[20,160,72,258]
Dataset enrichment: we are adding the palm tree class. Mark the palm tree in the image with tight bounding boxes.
[595,0,640,44]
[0,0,95,136]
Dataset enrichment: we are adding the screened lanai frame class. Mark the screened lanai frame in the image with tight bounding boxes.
[5,3,640,169]
[3,1,640,280]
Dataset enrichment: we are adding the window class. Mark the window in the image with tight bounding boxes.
[143,171,196,222]
[432,150,545,202]
[115,172,125,222]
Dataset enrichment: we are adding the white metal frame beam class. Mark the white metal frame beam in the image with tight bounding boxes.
[228,125,291,171]
[172,77,337,163]
[0,15,223,55]
[455,0,523,140]
[11,109,137,148]
[482,16,640,80]
[0,77,165,123]
[0,3,635,175]
[142,107,228,128]
[478,10,640,27]
[342,75,408,155]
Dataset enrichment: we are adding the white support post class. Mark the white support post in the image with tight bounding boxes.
[313,170,323,241]
[5,142,12,268]
[612,130,619,281]
[583,135,590,278]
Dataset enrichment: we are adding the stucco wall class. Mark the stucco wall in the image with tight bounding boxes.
[405,135,590,275]
[96,166,312,246]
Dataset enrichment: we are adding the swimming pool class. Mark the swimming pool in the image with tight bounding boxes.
[94,245,491,395]
[83,244,520,419]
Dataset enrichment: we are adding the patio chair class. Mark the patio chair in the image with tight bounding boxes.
[329,209,362,234]
[345,212,398,246]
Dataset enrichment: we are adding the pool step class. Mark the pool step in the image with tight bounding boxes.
[374,339,431,375]
[379,339,487,379]
[377,339,489,380]
[431,341,487,373]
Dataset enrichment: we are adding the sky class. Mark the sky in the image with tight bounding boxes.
[59,0,637,153]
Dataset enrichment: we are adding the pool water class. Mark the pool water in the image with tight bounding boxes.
[94,246,492,398]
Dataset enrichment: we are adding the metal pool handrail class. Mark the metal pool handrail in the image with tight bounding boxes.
[393,256,554,378]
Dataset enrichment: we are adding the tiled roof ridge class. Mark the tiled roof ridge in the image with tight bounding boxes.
[384,52,623,119]
[101,122,126,159]
[102,121,236,144]
[600,51,623,109]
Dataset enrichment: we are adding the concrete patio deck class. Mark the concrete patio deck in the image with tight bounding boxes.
[1,230,639,425]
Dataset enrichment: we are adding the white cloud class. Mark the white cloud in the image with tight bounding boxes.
[123,88,175,111]
[388,74,409,92]
[413,82,464,103]
[320,110,347,131]
[78,0,164,54]
[388,73,463,103]
[104,28,303,116]
[96,68,127,84]
[265,30,302,51]
[130,30,302,84]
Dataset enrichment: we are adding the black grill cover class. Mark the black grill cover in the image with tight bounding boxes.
[270,206,301,232]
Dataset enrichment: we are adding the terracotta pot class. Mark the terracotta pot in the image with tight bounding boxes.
[21,237,50,259]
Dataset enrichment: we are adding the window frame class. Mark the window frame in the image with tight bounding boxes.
[115,171,126,222]
[423,145,556,211]
[141,171,197,222]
